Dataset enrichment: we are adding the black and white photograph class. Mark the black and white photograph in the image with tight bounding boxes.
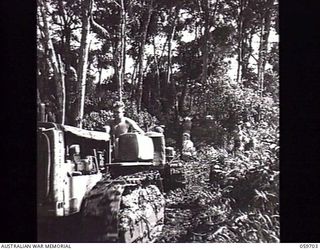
[36,0,279,243]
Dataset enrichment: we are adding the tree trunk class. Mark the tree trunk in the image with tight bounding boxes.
[257,15,264,89]
[111,43,120,92]
[152,37,161,100]
[201,0,209,84]
[118,0,126,103]
[166,29,175,87]
[64,27,74,125]
[98,66,103,86]
[75,0,92,128]
[236,0,244,83]
[136,0,154,113]
[122,7,127,90]
[38,0,66,124]
[178,80,188,114]
[241,31,251,82]
[166,6,179,87]
[131,60,137,100]
[258,0,274,96]
[57,0,77,125]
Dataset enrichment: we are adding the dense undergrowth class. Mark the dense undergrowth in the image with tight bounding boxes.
[158,124,279,243]
[159,160,279,242]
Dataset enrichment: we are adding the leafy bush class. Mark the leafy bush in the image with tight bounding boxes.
[82,90,159,131]
[190,74,279,149]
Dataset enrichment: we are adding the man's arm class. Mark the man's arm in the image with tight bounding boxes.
[103,125,111,134]
[125,117,144,134]
[104,120,114,144]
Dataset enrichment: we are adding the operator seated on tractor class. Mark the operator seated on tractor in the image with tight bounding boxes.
[104,101,145,160]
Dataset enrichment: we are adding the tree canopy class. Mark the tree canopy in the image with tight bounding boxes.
[37,0,278,130]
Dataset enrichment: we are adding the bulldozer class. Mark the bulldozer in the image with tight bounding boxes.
[37,122,175,242]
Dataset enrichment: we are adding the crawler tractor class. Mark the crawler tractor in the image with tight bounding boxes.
[37,122,175,242]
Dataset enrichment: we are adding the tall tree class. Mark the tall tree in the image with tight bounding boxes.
[38,0,66,124]
[136,0,154,113]
[257,0,275,95]
[200,0,220,84]
[166,4,180,87]
[152,37,161,102]
[236,0,246,83]
[56,0,78,125]
[75,0,93,128]
[118,0,126,102]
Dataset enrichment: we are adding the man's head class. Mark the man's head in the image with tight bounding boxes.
[183,132,190,140]
[113,101,125,119]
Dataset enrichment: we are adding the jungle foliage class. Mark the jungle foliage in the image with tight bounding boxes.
[37,0,279,242]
